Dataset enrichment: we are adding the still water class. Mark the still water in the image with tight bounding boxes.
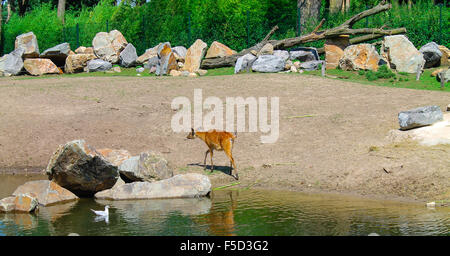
[0,174,449,236]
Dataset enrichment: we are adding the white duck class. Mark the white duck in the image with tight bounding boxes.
[91,205,110,217]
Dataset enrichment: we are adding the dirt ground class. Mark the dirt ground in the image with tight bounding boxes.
[0,74,449,202]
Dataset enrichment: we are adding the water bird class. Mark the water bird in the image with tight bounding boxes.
[91,205,110,217]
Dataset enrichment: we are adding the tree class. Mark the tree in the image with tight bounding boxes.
[298,0,322,27]
[57,0,65,24]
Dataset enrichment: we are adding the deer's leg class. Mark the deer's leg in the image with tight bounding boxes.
[203,149,210,169]
[225,149,238,180]
[210,149,214,172]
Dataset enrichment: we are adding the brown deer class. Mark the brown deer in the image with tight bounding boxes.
[186,128,238,180]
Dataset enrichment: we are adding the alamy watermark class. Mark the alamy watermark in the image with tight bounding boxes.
[171,89,279,143]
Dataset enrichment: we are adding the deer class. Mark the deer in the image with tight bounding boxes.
[186,128,238,180]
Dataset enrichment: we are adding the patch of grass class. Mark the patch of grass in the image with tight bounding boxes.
[305,67,450,92]
[204,67,235,76]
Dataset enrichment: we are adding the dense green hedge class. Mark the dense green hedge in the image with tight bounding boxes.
[1,0,448,56]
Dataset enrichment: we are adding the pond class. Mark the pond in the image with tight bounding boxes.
[0,174,449,236]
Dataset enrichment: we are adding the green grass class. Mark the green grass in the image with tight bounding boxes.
[305,67,449,92]
[203,67,235,76]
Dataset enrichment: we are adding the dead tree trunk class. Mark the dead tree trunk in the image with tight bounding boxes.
[57,0,66,24]
[201,0,405,69]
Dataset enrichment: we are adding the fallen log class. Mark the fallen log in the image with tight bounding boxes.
[201,0,406,69]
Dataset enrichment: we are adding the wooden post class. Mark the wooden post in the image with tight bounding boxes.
[321,60,326,76]
[416,62,423,81]
[439,70,446,89]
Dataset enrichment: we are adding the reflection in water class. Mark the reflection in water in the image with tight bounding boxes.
[94,215,109,224]
[0,175,449,236]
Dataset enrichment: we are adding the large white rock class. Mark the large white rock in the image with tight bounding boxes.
[92,30,128,63]
[118,151,173,182]
[94,173,211,200]
[0,48,25,76]
[251,55,285,73]
[119,43,138,67]
[381,35,425,73]
[15,31,39,58]
[234,53,257,73]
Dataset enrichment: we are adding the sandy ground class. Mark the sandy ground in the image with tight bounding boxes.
[0,74,449,202]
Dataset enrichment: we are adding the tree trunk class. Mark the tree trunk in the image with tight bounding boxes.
[298,0,322,27]
[18,0,30,16]
[57,0,66,24]
[330,0,343,13]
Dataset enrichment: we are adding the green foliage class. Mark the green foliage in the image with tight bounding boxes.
[2,0,449,56]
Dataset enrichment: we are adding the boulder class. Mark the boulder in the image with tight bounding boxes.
[119,43,138,67]
[92,30,128,63]
[257,43,274,56]
[136,67,145,73]
[381,35,425,73]
[437,69,450,83]
[137,44,160,64]
[0,194,39,213]
[172,46,188,62]
[86,59,113,72]
[205,41,236,59]
[398,105,443,130]
[170,69,182,77]
[156,42,178,76]
[94,173,211,200]
[197,69,208,76]
[234,53,257,73]
[183,39,207,73]
[75,46,94,55]
[12,180,78,206]
[118,151,172,183]
[299,60,322,71]
[273,50,290,61]
[251,55,285,73]
[15,32,39,58]
[290,50,316,62]
[45,139,119,197]
[65,54,96,73]
[339,44,381,71]
[325,36,350,69]
[144,56,159,70]
[0,48,25,76]
[419,42,442,68]
[40,43,71,67]
[23,58,61,76]
[438,45,449,66]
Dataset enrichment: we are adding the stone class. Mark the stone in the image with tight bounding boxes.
[325,36,350,69]
[136,67,145,73]
[181,71,190,76]
[149,66,156,74]
[183,39,207,73]
[437,69,450,83]
[299,60,322,71]
[15,32,39,58]
[65,54,96,73]
[438,45,449,66]
[257,43,274,56]
[197,69,208,76]
[290,50,316,62]
[45,139,119,197]
[144,56,159,70]
[178,62,184,68]
[170,69,182,77]
[205,41,236,59]
[156,42,178,76]
[137,44,160,64]
[75,46,94,55]
[86,59,113,72]
[251,55,285,73]
[94,173,211,200]
[381,35,425,73]
[290,65,298,73]
[97,148,132,166]
[188,72,198,77]
[285,60,293,70]
[419,42,443,69]
[119,43,138,67]
[118,151,172,183]
[12,180,78,206]
[431,68,444,77]
[0,48,25,76]
[113,66,121,73]
[250,50,258,56]
[339,44,381,71]
[398,105,443,130]
[40,43,71,67]
[24,58,61,76]
[0,194,39,213]
[234,53,257,73]
[172,46,188,62]
[273,50,290,61]
[92,30,128,63]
